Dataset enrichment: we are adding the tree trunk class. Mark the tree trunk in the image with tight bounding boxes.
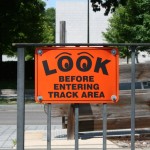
[127,56,129,64]
[0,51,2,73]
[136,54,139,63]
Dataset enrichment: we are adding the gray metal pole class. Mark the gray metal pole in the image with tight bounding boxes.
[75,104,79,150]
[131,46,136,150]
[103,104,107,150]
[60,21,66,43]
[17,47,25,150]
[47,104,51,150]
[87,0,90,43]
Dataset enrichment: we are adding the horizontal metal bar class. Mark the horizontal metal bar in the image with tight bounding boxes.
[12,43,150,47]
[79,129,150,138]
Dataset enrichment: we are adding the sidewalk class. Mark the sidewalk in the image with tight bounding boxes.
[1,125,149,150]
[21,130,120,150]
[23,131,150,150]
[0,125,61,149]
[0,125,120,150]
[24,132,119,149]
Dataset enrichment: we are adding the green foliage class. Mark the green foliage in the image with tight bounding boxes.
[91,0,127,15]
[103,0,150,62]
[0,0,55,60]
[42,8,55,43]
[25,7,55,59]
[103,0,150,42]
[12,139,17,147]
[0,0,43,54]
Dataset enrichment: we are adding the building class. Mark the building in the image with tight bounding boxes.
[56,0,111,43]
[2,55,17,62]
[56,0,150,64]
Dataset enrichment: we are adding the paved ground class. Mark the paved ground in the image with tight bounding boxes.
[0,125,119,150]
[0,125,16,149]
[0,125,63,149]
[0,104,62,125]
[0,105,149,150]
[0,125,120,150]
[1,125,150,150]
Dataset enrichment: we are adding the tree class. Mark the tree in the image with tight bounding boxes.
[25,7,55,60]
[102,0,150,63]
[91,0,126,15]
[42,8,55,43]
[0,0,55,61]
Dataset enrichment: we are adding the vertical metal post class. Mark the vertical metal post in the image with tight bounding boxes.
[62,116,66,129]
[47,104,51,150]
[67,104,75,139]
[131,46,136,150]
[17,47,25,150]
[60,21,66,43]
[103,103,107,150]
[75,104,79,150]
[87,0,90,43]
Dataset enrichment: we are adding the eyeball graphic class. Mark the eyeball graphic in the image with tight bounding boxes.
[76,52,94,72]
[56,52,73,72]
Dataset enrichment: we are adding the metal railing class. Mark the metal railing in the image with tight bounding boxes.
[13,43,150,150]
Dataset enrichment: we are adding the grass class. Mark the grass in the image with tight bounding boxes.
[0,99,16,104]
[12,139,17,147]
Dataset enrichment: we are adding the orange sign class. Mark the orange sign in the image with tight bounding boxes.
[35,47,119,104]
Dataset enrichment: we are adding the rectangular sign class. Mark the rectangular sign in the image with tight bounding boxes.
[35,47,119,104]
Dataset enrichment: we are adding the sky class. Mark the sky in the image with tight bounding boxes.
[43,0,85,8]
[43,0,56,8]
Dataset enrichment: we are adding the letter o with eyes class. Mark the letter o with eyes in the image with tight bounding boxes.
[55,52,73,72]
[76,52,94,72]
[55,52,94,72]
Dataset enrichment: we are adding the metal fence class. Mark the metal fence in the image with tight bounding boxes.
[13,43,150,150]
